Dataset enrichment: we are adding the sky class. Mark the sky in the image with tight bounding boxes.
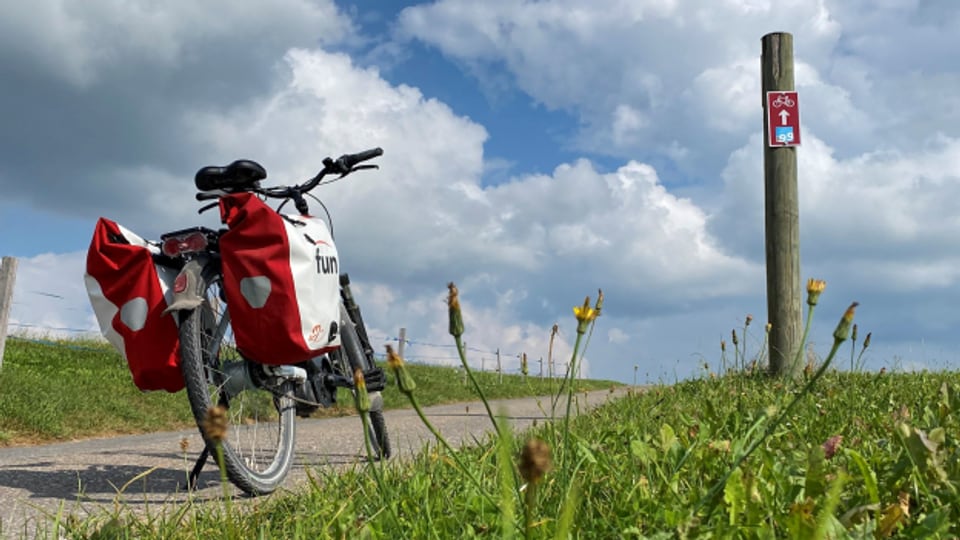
[3,0,960,384]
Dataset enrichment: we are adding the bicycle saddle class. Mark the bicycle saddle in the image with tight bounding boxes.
[195,160,267,191]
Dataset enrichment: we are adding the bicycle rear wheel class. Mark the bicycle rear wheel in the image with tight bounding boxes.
[179,268,297,495]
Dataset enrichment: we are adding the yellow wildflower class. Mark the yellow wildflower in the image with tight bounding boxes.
[573,296,596,333]
[806,278,827,306]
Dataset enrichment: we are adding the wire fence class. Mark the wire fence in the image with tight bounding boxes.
[7,313,564,378]
[1,262,572,378]
[6,325,572,379]
[364,331,569,378]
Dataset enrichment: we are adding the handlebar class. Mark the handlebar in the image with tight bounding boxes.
[195,147,383,215]
[339,147,383,169]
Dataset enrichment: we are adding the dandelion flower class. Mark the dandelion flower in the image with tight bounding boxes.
[386,345,417,394]
[447,282,464,338]
[573,296,596,333]
[518,438,552,485]
[806,278,826,306]
[833,302,859,342]
[354,368,371,413]
[202,406,228,444]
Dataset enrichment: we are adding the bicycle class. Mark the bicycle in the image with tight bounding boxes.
[156,148,391,495]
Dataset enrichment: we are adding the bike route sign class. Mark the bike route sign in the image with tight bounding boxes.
[766,91,801,147]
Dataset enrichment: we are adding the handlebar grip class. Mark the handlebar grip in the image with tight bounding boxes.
[340,147,383,169]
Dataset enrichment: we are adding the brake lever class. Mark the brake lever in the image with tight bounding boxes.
[351,164,379,171]
[198,201,219,214]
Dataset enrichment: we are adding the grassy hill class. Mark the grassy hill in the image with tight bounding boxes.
[0,337,617,446]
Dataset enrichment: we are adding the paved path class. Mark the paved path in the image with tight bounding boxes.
[0,389,628,538]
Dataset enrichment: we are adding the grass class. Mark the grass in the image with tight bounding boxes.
[41,369,960,539]
[0,338,194,445]
[15,281,960,538]
[0,337,616,446]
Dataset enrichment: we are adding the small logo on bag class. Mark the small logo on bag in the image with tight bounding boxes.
[304,233,331,247]
[308,324,324,343]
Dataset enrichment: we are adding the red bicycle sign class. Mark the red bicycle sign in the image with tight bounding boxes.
[766,91,801,147]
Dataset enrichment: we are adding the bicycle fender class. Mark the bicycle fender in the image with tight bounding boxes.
[162,259,205,314]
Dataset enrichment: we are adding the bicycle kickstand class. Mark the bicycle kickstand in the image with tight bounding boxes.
[188,446,211,491]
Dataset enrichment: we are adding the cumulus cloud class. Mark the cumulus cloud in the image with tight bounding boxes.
[182,49,758,319]
[0,0,355,88]
[0,0,356,226]
[7,1,960,382]
[5,39,757,381]
[397,0,960,178]
[396,0,847,169]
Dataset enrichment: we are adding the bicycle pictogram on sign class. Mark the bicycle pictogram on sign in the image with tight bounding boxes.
[771,94,795,108]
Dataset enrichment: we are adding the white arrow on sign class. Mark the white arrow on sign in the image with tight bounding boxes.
[779,110,790,125]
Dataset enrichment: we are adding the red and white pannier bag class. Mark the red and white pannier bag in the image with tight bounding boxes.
[84,218,184,392]
[219,192,342,365]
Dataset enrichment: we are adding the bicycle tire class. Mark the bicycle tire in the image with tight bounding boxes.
[368,392,392,459]
[337,304,392,459]
[179,267,297,495]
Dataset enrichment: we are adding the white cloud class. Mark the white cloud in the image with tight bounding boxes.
[5,40,760,381]
[397,0,843,159]
[717,132,960,268]
[396,0,960,178]
[8,0,960,382]
[0,0,355,87]
[181,49,757,315]
[608,327,629,344]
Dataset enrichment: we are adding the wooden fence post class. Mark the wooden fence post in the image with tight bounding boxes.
[0,256,19,368]
[397,327,406,357]
[762,32,803,378]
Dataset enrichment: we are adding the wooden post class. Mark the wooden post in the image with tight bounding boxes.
[0,256,18,368]
[496,349,502,384]
[762,32,803,378]
[539,357,543,378]
[397,327,406,357]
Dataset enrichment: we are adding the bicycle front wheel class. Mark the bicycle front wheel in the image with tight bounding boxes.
[336,303,391,459]
[179,267,297,495]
